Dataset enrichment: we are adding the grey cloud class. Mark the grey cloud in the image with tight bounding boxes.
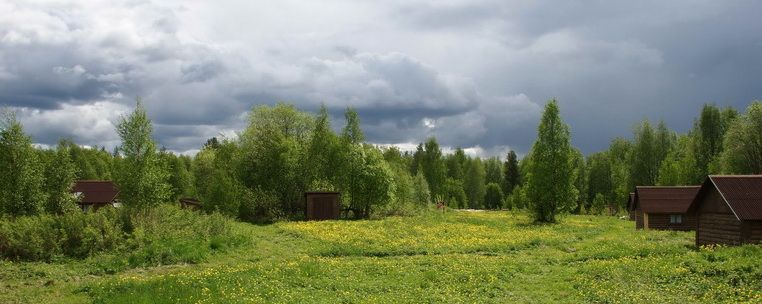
[2,0,762,156]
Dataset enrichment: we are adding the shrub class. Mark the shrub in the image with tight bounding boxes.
[0,204,243,267]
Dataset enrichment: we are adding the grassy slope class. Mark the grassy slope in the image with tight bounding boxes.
[2,211,761,303]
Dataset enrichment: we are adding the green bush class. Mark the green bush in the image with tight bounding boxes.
[0,204,243,267]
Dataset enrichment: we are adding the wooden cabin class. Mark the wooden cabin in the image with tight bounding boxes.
[627,192,636,220]
[305,192,340,221]
[71,180,120,212]
[688,175,762,246]
[634,186,700,231]
[179,198,202,210]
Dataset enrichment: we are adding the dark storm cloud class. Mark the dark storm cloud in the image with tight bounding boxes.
[1,0,761,156]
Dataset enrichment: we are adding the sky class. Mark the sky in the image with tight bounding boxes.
[1,0,761,157]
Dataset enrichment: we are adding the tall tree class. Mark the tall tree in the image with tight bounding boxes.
[42,140,78,214]
[502,150,521,195]
[608,137,632,209]
[721,101,762,174]
[484,157,503,186]
[341,107,364,144]
[570,148,587,214]
[115,99,171,209]
[586,152,612,211]
[693,104,725,176]
[421,137,447,199]
[630,120,660,187]
[238,103,314,216]
[463,157,486,209]
[308,105,339,188]
[484,183,504,210]
[526,99,576,223]
[0,111,47,216]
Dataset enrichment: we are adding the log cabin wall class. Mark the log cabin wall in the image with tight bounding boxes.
[746,221,762,244]
[643,213,696,231]
[696,186,742,246]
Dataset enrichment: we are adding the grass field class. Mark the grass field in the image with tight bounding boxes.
[2,211,761,303]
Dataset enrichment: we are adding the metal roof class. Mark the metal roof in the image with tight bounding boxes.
[71,180,119,204]
[707,175,762,220]
[634,186,700,214]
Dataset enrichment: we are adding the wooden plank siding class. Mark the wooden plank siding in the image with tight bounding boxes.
[643,213,696,231]
[697,213,742,246]
[635,210,644,229]
[747,221,762,244]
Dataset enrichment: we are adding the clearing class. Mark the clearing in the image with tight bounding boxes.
[2,211,761,303]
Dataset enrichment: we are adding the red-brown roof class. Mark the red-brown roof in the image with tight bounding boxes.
[698,175,762,220]
[634,186,700,214]
[71,180,119,204]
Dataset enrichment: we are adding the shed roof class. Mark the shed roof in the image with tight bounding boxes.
[634,186,700,214]
[71,180,119,204]
[179,198,202,206]
[692,175,762,220]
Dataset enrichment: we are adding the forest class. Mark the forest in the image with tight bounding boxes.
[2,99,761,224]
[1,99,762,303]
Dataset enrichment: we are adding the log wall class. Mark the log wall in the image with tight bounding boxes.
[643,213,696,231]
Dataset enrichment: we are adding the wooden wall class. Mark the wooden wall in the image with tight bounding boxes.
[746,221,762,244]
[635,210,644,229]
[696,186,742,246]
[643,213,696,231]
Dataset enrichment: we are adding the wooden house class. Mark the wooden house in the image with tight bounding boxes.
[305,192,340,221]
[179,198,202,210]
[633,186,700,231]
[71,180,120,212]
[688,175,762,246]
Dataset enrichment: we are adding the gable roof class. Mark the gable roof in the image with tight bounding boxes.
[634,186,700,214]
[71,180,119,204]
[691,175,762,221]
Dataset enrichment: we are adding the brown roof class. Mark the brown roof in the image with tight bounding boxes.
[696,175,762,220]
[634,186,700,214]
[71,180,119,204]
[179,198,202,206]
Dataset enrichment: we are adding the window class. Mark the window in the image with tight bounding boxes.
[670,214,683,224]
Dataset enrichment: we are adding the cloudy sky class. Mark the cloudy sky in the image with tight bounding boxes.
[1,1,761,156]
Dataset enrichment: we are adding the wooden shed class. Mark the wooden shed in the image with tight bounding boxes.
[179,198,202,210]
[688,175,762,246]
[71,180,120,212]
[305,191,340,221]
[627,192,636,220]
[634,186,700,231]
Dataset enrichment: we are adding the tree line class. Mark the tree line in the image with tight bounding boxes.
[0,99,760,223]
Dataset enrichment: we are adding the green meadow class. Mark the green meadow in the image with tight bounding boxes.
[2,211,761,303]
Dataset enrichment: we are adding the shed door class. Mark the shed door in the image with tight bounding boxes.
[313,197,334,220]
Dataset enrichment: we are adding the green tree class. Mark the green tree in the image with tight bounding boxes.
[42,140,78,214]
[526,99,576,222]
[342,107,364,144]
[238,103,313,216]
[412,169,432,206]
[484,183,504,210]
[114,99,171,209]
[421,138,447,199]
[502,150,521,195]
[443,177,467,208]
[0,111,47,216]
[695,104,724,176]
[630,120,660,187]
[464,157,486,209]
[308,105,340,188]
[570,148,587,214]
[586,152,612,212]
[720,101,762,174]
[608,137,632,209]
[591,193,606,215]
